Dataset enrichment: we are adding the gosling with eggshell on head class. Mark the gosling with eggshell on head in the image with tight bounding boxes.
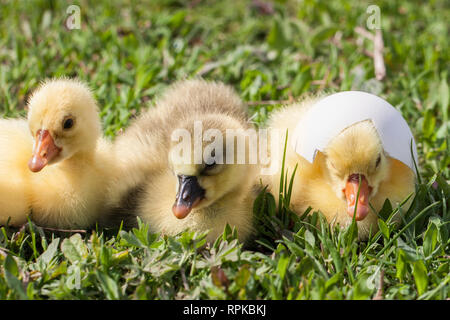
[266,92,416,239]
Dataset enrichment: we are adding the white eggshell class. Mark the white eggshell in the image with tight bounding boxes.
[291,91,418,172]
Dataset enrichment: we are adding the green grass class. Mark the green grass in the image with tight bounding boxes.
[0,0,448,299]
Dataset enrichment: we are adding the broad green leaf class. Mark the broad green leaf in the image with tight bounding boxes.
[276,255,290,281]
[267,16,290,50]
[311,26,338,46]
[378,199,393,221]
[325,273,340,291]
[296,256,314,275]
[413,260,428,296]
[235,265,251,289]
[304,230,315,248]
[61,233,88,263]
[396,249,407,281]
[4,254,19,277]
[252,188,266,216]
[39,238,60,265]
[422,109,436,139]
[96,271,120,300]
[353,274,373,300]
[266,192,277,216]
[169,10,187,29]
[378,219,390,240]
[435,262,449,277]
[4,270,28,300]
[284,240,305,258]
[423,223,438,257]
[4,253,27,300]
[119,230,143,248]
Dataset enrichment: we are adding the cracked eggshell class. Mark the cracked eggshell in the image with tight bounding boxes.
[291,91,418,172]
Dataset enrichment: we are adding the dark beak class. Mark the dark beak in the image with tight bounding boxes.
[172,175,206,219]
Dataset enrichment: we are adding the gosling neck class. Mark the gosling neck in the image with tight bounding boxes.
[195,183,248,218]
[57,140,98,170]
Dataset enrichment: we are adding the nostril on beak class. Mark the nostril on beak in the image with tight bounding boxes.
[182,190,190,201]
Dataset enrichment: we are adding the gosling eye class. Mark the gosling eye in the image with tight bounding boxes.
[375,154,381,168]
[204,161,216,171]
[62,117,75,130]
[203,160,222,175]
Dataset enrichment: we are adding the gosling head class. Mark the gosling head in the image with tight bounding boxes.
[168,115,251,219]
[324,120,390,221]
[27,79,101,172]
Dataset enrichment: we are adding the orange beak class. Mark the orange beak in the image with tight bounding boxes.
[28,130,61,172]
[344,174,372,221]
